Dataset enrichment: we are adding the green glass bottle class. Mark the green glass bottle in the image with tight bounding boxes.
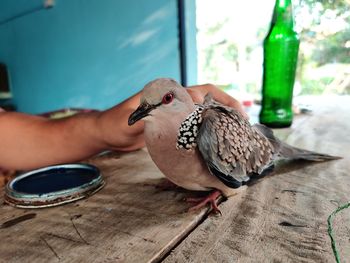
[259,0,300,128]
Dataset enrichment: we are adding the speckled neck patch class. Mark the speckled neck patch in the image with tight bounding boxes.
[176,106,204,150]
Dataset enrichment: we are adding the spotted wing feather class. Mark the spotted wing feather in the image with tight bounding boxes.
[197,104,274,188]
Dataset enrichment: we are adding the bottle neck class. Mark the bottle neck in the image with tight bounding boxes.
[272,0,295,29]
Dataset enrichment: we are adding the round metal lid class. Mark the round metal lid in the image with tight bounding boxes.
[4,163,105,208]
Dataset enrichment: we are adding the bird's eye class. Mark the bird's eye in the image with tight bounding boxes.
[162,92,174,104]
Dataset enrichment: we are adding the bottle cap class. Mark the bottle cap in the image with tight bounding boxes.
[4,164,105,208]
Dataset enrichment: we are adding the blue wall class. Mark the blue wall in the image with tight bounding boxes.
[0,0,182,114]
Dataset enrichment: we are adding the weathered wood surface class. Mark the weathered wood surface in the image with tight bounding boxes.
[0,149,209,263]
[0,96,349,263]
[164,96,350,262]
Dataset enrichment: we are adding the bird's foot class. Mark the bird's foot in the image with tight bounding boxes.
[186,190,222,214]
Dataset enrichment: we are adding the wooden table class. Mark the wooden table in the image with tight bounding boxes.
[0,96,349,263]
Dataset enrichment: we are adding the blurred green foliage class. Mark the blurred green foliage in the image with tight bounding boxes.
[199,0,350,95]
[296,0,350,94]
[310,29,350,66]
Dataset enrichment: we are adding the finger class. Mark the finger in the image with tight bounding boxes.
[187,85,249,119]
[224,96,249,119]
[186,89,204,104]
[231,101,249,119]
[208,88,249,119]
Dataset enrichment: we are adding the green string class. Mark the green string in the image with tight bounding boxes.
[327,202,350,263]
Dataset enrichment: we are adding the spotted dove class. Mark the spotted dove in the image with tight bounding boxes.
[128,78,340,212]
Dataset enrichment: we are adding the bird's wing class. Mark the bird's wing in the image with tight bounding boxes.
[197,105,274,188]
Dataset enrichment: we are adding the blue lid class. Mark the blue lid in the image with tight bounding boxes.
[4,163,105,208]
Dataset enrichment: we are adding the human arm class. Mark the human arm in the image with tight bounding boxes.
[0,92,144,170]
[0,83,245,170]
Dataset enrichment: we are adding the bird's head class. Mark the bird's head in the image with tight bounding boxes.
[128,78,194,125]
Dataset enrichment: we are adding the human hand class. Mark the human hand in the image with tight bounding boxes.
[186,83,248,119]
[99,82,248,153]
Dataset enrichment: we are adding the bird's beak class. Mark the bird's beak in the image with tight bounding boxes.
[128,102,158,125]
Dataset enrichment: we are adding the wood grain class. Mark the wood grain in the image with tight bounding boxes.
[0,149,209,263]
[1,96,349,263]
[163,96,350,263]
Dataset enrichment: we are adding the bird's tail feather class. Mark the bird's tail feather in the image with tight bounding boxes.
[252,123,341,162]
[277,141,342,161]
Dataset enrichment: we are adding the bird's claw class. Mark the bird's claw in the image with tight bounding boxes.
[185,190,222,215]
